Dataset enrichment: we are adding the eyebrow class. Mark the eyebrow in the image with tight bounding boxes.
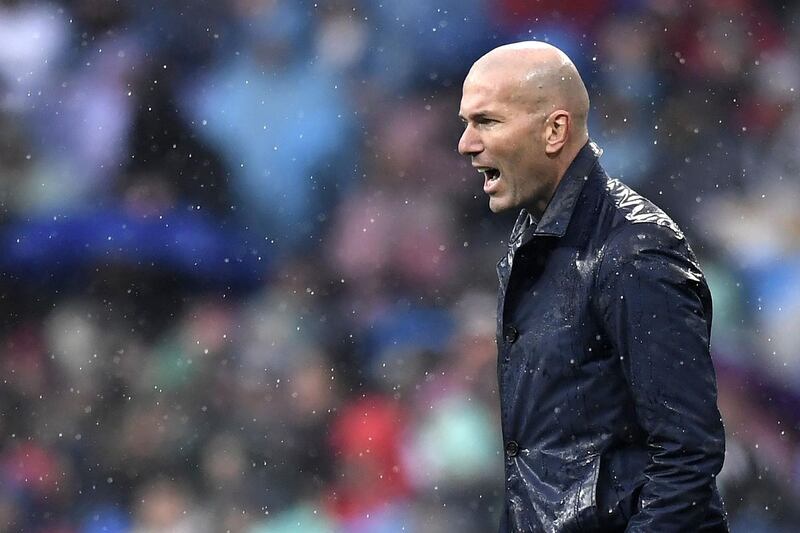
[459,111,494,122]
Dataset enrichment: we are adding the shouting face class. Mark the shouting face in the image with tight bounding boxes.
[458,43,588,216]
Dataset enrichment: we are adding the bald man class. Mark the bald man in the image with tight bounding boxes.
[458,42,728,532]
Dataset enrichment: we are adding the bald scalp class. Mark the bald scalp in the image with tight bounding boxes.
[467,41,590,142]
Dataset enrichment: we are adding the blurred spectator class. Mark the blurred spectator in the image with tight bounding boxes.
[130,478,210,533]
[327,395,410,523]
[23,3,143,214]
[0,0,68,112]
[181,0,357,254]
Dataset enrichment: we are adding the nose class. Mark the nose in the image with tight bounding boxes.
[458,124,483,156]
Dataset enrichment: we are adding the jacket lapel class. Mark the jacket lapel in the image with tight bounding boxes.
[517,140,602,249]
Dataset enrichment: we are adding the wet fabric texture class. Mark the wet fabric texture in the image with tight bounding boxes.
[496,141,728,532]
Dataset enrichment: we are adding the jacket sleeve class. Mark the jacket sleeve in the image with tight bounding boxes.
[595,222,726,532]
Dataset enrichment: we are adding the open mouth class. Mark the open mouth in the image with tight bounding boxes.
[477,167,500,182]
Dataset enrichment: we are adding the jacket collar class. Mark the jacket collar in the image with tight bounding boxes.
[515,140,602,242]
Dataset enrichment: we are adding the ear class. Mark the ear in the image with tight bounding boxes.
[544,110,570,155]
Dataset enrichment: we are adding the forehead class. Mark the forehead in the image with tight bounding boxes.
[459,70,523,116]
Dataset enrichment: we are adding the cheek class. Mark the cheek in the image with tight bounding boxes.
[506,146,536,178]
[498,140,528,171]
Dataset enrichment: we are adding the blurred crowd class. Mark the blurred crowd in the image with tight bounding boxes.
[1,0,800,531]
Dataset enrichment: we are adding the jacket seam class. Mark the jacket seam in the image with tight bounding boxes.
[590,207,632,319]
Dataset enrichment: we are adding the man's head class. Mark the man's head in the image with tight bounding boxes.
[458,41,590,215]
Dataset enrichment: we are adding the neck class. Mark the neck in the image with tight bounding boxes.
[528,139,587,218]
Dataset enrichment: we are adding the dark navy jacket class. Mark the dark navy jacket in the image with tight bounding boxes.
[496,141,728,532]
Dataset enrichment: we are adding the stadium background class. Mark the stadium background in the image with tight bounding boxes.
[1,0,799,531]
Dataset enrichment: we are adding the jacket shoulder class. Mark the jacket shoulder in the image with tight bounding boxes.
[601,177,685,241]
[595,177,701,276]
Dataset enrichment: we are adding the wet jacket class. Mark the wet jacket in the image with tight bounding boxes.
[496,141,728,532]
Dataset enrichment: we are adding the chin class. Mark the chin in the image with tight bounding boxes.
[489,198,513,213]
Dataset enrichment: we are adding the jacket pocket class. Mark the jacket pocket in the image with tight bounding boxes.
[511,449,603,532]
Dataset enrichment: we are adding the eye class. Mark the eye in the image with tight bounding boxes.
[459,116,500,129]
